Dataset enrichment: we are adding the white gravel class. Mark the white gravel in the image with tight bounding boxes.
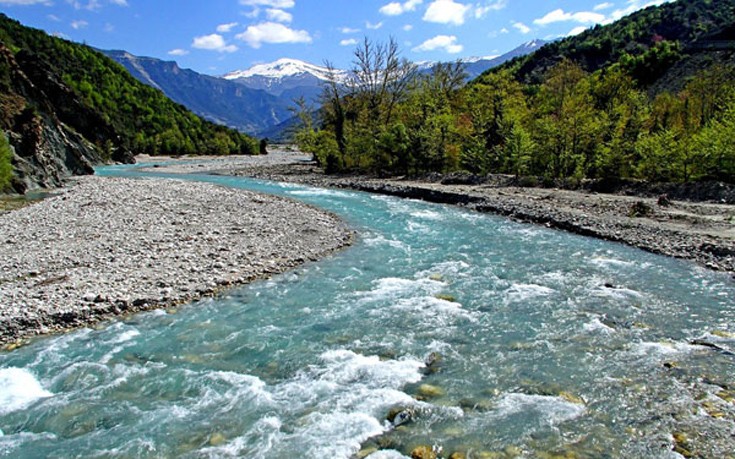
[0,175,352,345]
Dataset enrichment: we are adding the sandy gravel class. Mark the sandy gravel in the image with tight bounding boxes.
[0,175,352,345]
[189,150,734,274]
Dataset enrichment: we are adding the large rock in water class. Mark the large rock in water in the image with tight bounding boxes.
[0,44,132,193]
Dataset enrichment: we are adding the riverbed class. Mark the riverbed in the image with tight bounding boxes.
[1,164,734,458]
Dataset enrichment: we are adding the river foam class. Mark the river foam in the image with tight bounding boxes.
[0,368,53,415]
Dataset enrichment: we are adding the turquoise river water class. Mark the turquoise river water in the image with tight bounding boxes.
[1,166,734,458]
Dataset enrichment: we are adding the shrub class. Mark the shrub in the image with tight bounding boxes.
[0,132,13,192]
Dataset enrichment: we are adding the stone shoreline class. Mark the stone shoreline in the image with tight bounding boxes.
[219,152,735,274]
[0,175,353,346]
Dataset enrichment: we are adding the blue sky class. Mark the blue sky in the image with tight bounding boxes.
[1,0,670,75]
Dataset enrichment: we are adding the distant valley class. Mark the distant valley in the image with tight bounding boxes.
[103,40,547,138]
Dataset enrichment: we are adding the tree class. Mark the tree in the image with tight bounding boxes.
[460,69,528,174]
[533,59,601,179]
[694,104,735,181]
[0,131,12,192]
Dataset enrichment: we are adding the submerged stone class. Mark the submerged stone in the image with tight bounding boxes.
[355,446,378,458]
[410,445,438,459]
[435,293,458,303]
[386,406,414,427]
[711,330,735,339]
[208,432,226,447]
[559,391,586,405]
[417,384,445,399]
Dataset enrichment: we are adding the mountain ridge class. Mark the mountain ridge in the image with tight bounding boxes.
[102,49,294,135]
[0,13,256,193]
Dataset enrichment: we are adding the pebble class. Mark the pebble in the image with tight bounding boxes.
[0,176,352,344]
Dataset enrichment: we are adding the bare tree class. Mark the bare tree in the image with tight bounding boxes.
[350,37,417,127]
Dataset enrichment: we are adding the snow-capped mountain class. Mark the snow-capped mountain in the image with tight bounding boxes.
[224,58,347,83]
[102,39,548,139]
[223,58,347,101]
[462,39,547,79]
[412,39,547,80]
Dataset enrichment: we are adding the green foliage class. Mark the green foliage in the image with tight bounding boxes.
[693,106,735,180]
[485,0,735,85]
[0,13,257,157]
[296,0,735,185]
[0,131,12,191]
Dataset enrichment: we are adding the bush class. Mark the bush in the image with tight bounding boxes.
[0,132,13,192]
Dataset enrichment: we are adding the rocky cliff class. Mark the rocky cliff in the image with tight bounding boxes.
[0,44,133,193]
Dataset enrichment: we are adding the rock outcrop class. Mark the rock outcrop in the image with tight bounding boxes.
[0,43,133,193]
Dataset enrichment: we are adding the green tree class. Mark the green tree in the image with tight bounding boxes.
[693,104,735,181]
[533,59,601,179]
[0,131,12,192]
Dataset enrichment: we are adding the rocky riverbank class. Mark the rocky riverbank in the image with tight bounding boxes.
[0,175,352,345]
[164,150,734,274]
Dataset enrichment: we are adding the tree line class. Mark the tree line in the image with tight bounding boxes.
[295,38,735,184]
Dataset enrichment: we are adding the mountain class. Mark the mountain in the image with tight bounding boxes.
[485,0,735,89]
[223,58,348,104]
[242,42,547,141]
[0,14,256,193]
[103,50,294,135]
[411,40,548,80]
[462,39,547,79]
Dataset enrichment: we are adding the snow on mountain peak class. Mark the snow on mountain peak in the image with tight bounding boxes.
[523,39,545,48]
[223,58,346,82]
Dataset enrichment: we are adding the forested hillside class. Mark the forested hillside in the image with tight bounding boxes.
[0,14,257,192]
[296,0,735,185]
[496,0,735,86]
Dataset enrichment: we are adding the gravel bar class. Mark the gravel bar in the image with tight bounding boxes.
[222,152,735,274]
[0,175,353,345]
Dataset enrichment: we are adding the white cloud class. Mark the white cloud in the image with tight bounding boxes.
[168,48,190,56]
[403,24,413,31]
[235,22,312,48]
[340,38,358,46]
[47,14,61,21]
[475,0,507,18]
[366,21,383,30]
[239,0,294,7]
[70,0,126,9]
[594,2,613,10]
[216,22,239,33]
[568,26,589,36]
[266,8,292,22]
[413,34,463,53]
[512,21,531,34]
[192,33,238,53]
[243,7,260,18]
[379,0,422,16]
[534,9,605,26]
[70,19,88,29]
[380,2,403,15]
[423,0,471,26]
[0,0,52,4]
[340,27,360,34]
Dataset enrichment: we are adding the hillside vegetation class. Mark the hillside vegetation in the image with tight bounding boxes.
[297,0,735,185]
[497,0,735,86]
[0,14,257,191]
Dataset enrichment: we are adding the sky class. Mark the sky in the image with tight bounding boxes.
[0,0,671,76]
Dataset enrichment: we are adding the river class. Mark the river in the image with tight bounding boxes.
[1,167,733,458]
